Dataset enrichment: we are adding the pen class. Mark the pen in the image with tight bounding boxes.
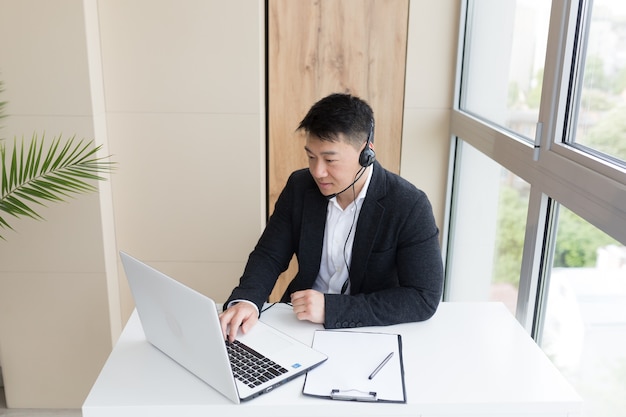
[368,352,394,380]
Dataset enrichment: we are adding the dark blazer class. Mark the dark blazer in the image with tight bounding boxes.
[225,161,444,328]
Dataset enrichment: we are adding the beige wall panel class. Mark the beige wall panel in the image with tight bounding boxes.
[0,272,110,408]
[268,0,409,300]
[401,107,452,230]
[0,0,92,115]
[106,113,263,261]
[97,0,262,114]
[106,112,265,317]
[0,190,105,272]
[0,0,112,408]
[404,0,459,110]
[401,0,460,231]
[95,0,266,319]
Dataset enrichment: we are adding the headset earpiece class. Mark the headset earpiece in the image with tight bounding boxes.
[358,119,376,167]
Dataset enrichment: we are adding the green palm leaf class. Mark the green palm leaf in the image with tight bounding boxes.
[0,134,115,239]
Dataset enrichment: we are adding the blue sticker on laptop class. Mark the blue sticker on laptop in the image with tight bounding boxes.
[292,363,302,369]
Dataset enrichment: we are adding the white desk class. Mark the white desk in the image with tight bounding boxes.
[83,302,581,416]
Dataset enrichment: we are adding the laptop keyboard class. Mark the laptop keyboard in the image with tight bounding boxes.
[226,339,289,388]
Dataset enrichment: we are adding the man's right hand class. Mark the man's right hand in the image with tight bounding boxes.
[218,302,259,343]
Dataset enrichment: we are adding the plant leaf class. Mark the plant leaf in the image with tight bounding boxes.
[0,134,116,239]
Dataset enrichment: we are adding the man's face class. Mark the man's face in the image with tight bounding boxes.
[304,133,364,197]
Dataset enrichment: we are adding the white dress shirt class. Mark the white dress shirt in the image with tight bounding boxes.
[312,165,373,295]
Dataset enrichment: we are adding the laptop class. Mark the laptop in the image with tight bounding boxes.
[119,251,327,403]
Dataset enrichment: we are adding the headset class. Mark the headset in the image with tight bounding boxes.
[358,119,376,167]
[326,118,376,201]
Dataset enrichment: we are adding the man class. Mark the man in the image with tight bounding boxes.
[220,93,443,342]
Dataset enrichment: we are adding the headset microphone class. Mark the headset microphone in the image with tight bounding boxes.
[325,167,366,200]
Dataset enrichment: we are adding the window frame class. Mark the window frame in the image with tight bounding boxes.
[447,0,626,334]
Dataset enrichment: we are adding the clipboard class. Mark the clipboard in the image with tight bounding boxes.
[302,330,406,403]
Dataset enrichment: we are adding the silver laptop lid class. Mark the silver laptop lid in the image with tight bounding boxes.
[120,251,241,403]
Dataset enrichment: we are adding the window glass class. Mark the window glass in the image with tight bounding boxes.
[454,2,626,415]
[568,0,626,165]
[461,0,551,139]
[446,141,530,314]
[540,205,625,417]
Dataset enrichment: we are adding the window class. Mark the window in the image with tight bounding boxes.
[448,1,626,416]
[566,0,626,166]
[461,0,551,140]
[539,205,625,416]
[446,141,529,315]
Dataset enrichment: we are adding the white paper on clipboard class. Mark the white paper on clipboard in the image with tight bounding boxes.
[302,330,406,403]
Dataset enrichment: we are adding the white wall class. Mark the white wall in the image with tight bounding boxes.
[0,0,457,408]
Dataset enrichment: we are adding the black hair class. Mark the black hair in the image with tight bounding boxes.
[297,93,374,147]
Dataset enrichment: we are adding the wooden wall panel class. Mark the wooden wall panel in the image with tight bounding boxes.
[268,0,409,301]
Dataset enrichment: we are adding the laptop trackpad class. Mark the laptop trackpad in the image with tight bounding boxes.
[239,325,295,356]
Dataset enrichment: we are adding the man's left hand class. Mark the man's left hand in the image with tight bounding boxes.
[290,289,325,324]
